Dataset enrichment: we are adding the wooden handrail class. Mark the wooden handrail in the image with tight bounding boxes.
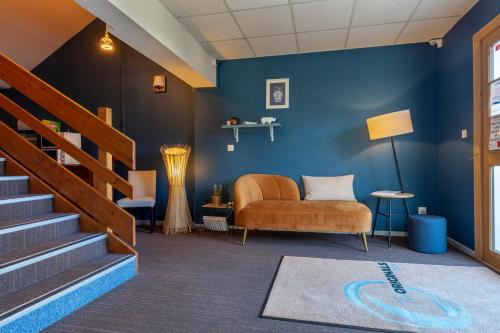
[0,122,136,246]
[0,52,135,169]
[0,94,133,198]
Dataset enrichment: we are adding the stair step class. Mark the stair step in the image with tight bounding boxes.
[0,213,80,255]
[0,194,53,221]
[0,254,136,333]
[0,232,107,296]
[0,176,29,196]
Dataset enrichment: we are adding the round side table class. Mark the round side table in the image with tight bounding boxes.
[371,191,414,248]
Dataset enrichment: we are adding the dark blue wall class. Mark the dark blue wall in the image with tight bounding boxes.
[438,0,500,249]
[0,20,195,220]
[194,44,440,230]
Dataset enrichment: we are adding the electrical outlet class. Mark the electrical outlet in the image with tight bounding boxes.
[227,144,234,152]
[461,129,468,139]
[418,207,427,215]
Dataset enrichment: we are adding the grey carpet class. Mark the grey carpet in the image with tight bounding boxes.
[44,230,482,333]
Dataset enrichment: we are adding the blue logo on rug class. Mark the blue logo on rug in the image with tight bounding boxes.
[344,263,472,330]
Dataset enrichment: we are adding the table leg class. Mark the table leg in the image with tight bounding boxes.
[371,197,381,238]
[388,199,392,249]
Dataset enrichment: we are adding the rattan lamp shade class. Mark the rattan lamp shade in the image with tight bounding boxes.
[366,110,413,140]
[160,144,192,234]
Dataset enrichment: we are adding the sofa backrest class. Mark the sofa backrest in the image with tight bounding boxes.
[233,174,300,218]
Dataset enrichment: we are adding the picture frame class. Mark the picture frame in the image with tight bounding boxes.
[266,78,289,109]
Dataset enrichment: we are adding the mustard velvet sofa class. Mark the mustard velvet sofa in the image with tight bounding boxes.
[234,174,372,251]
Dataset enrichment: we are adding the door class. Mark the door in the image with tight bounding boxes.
[480,22,500,270]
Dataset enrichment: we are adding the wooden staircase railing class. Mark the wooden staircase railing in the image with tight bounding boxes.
[0,52,136,247]
[0,53,135,169]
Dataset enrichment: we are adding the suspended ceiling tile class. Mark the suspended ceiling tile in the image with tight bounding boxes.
[225,0,288,11]
[352,0,420,27]
[248,34,297,57]
[292,0,354,32]
[347,23,405,49]
[179,13,242,42]
[206,39,254,59]
[297,29,347,53]
[158,0,227,18]
[413,0,477,20]
[233,6,294,38]
[397,16,460,44]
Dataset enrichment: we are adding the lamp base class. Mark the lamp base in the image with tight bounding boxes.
[163,185,192,234]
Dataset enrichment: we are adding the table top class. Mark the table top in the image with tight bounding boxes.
[371,191,414,199]
[202,203,232,209]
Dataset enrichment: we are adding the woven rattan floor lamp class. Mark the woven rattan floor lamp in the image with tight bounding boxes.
[160,144,192,234]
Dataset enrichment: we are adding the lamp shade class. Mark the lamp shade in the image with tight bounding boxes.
[366,109,413,140]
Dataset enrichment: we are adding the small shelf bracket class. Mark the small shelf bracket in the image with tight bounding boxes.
[269,126,274,142]
[233,127,239,143]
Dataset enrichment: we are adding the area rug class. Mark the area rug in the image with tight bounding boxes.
[261,256,500,332]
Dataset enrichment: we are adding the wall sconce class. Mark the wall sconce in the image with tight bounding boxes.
[153,75,166,93]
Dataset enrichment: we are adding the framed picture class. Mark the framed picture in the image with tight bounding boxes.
[266,78,289,109]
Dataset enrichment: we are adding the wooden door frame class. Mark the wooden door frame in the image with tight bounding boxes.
[473,14,500,261]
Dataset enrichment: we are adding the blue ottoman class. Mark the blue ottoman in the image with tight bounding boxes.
[408,215,447,254]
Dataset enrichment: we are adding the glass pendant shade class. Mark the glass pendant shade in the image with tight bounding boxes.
[100,29,114,51]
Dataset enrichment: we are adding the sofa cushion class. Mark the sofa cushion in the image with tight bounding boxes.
[238,200,371,233]
[303,175,356,201]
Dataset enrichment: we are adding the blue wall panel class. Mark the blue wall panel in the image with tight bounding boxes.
[438,0,500,249]
[194,44,440,231]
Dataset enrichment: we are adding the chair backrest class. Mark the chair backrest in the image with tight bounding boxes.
[128,170,156,198]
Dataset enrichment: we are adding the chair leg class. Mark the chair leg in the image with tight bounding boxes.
[361,232,368,252]
[150,207,155,233]
[242,227,248,246]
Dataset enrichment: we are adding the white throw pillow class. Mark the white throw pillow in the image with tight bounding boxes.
[302,175,356,201]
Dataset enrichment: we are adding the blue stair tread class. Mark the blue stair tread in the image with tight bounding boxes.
[0,212,78,229]
[0,232,104,266]
[0,253,132,316]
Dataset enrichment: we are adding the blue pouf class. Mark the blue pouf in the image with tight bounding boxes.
[408,215,447,254]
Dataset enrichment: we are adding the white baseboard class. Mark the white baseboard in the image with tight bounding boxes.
[447,237,475,257]
[194,224,407,236]
[373,230,407,237]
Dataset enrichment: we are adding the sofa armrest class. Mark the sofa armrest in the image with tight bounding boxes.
[233,174,300,224]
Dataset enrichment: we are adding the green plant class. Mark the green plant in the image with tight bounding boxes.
[212,184,224,196]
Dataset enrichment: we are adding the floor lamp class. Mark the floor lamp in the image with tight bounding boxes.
[366,109,414,216]
[160,144,192,234]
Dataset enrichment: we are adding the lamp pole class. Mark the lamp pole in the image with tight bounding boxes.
[390,137,410,216]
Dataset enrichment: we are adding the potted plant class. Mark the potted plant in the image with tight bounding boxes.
[212,184,224,206]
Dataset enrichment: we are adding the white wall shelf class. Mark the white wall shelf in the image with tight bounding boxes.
[222,123,281,142]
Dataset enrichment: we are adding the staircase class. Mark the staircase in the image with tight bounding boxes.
[0,158,136,332]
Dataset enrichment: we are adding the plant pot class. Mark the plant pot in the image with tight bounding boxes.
[211,195,222,206]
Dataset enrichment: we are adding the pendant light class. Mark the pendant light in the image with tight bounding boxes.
[100,25,114,51]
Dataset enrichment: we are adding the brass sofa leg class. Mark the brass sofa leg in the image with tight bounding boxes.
[242,227,248,246]
[361,232,368,252]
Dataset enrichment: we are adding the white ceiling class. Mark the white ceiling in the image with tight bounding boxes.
[0,0,94,88]
[159,0,478,60]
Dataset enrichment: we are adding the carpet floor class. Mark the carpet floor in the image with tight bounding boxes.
[45,229,482,333]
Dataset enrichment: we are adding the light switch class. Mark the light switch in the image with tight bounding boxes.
[461,129,467,139]
[418,207,427,215]
[227,144,234,152]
